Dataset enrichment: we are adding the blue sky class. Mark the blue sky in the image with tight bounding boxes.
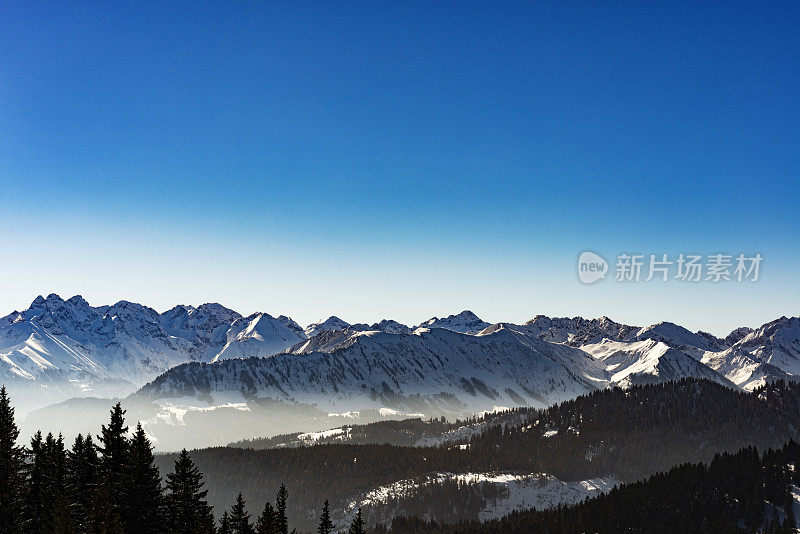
[1,1,798,335]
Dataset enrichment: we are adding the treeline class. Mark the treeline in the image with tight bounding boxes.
[228,410,526,450]
[229,417,455,449]
[0,386,364,534]
[382,441,800,533]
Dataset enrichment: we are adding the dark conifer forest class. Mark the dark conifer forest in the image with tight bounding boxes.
[383,441,800,533]
[4,379,800,533]
[159,379,800,528]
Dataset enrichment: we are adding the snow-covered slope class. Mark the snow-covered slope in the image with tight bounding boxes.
[668,317,800,390]
[136,327,607,415]
[0,316,132,412]
[211,313,306,362]
[0,294,304,413]
[3,294,799,421]
[0,295,200,412]
[159,303,242,358]
[128,314,799,437]
[506,315,798,391]
[286,328,362,354]
[733,317,800,376]
[633,322,724,352]
[581,339,734,388]
[699,347,791,391]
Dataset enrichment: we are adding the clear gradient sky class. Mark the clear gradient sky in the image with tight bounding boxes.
[1,1,798,335]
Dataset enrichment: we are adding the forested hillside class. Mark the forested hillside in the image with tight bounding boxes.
[156,379,800,530]
[384,441,800,533]
[228,413,513,449]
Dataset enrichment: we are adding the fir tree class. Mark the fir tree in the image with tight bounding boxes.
[165,449,215,534]
[0,386,26,534]
[348,508,365,534]
[316,500,334,534]
[219,512,232,534]
[275,485,289,534]
[26,431,46,534]
[66,434,100,534]
[255,501,276,534]
[47,433,74,534]
[228,493,255,534]
[88,484,125,534]
[98,402,129,526]
[125,423,164,534]
[27,431,73,534]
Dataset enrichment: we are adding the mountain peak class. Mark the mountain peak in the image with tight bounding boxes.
[30,293,68,308]
[724,326,754,347]
[163,304,195,316]
[634,321,723,352]
[305,316,351,337]
[369,319,411,334]
[420,310,489,334]
[277,315,304,335]
[66,295,89,307]
[196,302,236,314]
[523,314,554,326]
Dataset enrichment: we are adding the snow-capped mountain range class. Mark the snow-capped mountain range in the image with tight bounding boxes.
[2,294,799,419]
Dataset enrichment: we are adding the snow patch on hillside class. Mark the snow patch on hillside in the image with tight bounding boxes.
[298,428,348,442]
[791,485,800,531]
[341,472,618,524]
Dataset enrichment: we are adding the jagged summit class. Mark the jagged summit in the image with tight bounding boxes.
[517,315,638,346]
[305,315,352,337]
[633,321,724,352]
[724,326,754,347]
[369,319,411,334]
[418,310,489,334]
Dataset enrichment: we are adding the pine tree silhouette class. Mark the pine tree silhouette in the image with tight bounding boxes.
[219,511,232,534]
[348,508,365,534]
[228,493,255,534]
[66,434,100,534]
[316,500,334,534]
[165,449,215,534]
[27,431,73,534]
[98,402,129,526]
[0,386,25,534]
[275,485,289,534]
[125,423,164,534]
[256,500,276,534]
[26,431,45,534]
